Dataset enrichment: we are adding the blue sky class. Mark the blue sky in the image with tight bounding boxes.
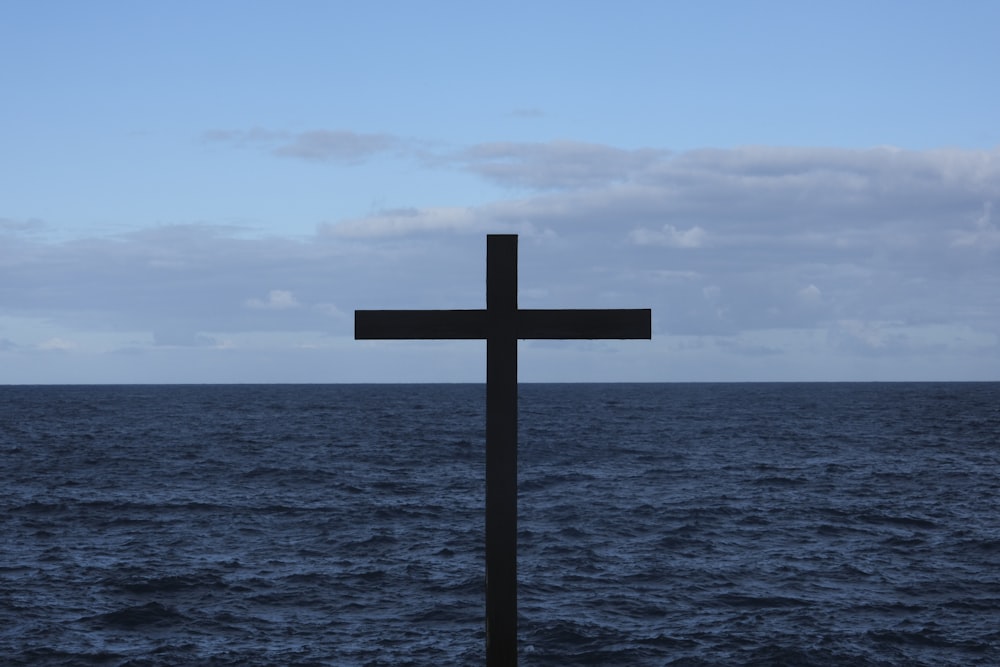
[2,1,999,383]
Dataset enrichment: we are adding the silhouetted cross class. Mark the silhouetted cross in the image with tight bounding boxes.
[355,234,651,666]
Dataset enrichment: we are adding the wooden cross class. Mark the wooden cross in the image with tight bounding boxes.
[355,234,651,666]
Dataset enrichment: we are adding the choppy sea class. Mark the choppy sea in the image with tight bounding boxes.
[2,383,999,666]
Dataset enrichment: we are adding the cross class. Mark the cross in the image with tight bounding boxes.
[355,234,651,666]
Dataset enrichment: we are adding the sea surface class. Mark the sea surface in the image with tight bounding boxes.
[2,383,999,666]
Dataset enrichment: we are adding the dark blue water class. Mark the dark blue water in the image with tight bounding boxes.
[2,383,999,666]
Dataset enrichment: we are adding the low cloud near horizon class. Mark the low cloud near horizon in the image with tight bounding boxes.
[2,139,998,383]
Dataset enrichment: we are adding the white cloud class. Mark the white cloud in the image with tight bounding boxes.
[797,284,822,304]
[313,303,346,318]
[37,337,77,351]
[325,207,480,238]
[245,290,300,310]
[628,224,707,248]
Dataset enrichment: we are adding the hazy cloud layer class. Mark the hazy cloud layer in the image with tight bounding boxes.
[454,141,670,190]
[203,128,399,163]
[2,144,998,381]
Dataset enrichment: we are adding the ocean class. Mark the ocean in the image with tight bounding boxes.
[2,383,999,666]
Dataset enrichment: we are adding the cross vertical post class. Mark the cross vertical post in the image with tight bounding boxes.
[485,235,518,665]
[355,233,651,666]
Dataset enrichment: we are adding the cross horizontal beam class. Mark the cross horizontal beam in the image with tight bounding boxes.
[520,309,651,339]
[355,310,485,339]
[355,308,652,340]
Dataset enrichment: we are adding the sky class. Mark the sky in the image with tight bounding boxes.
[2,1,999,383]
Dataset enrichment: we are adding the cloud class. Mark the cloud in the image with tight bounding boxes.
[452,140,669,190]
[628,224,707,248]
[0,217,46,235]
[272,130,397,162]
[389,145,997,342]
[325,207,480,238]
[37,337,77,351]
[0,224,365,345]
[204,128,398,163]
[952,201,1000,249]
[313,303,346,318]
[458,143,999,234]
[507,108,545,118]
[152,328,217,347]
[201,127,284,147]
[797,284,822,304]
[245,290,300,310]
[3,144,999,381]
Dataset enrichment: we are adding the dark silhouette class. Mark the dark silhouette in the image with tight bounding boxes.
[355,234,651,666]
